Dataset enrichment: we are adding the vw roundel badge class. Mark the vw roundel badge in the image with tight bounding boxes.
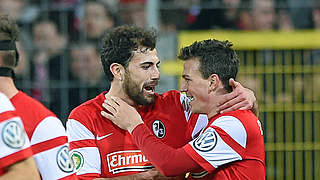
[71,151,84,172]
[2,121,25,149]
[152,120,166,138]
[193,127,218,152]
[56,145,75,173]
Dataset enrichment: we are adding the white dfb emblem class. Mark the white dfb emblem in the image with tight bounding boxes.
[57,146,74,173]
[2,121,25,149]
[152,120,165,138]
[193,127,217,152]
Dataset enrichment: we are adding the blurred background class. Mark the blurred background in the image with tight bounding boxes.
[1,0,319,179]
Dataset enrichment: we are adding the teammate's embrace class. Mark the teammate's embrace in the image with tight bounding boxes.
[103,39,266,180]
[67,25,258,179]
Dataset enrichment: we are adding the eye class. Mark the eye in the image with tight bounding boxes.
[141,64,151,70]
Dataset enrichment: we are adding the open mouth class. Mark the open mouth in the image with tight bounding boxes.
[143,85,155,94]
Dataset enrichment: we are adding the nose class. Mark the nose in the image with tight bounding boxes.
[180,79,187,92]
[151,66,160,80]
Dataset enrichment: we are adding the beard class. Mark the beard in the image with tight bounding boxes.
[123,72,155,106]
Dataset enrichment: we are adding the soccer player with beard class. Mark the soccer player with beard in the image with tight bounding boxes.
[66,26,258,179]
[102,39,265,180]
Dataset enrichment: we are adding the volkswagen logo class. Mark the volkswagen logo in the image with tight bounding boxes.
[193,127,218,152]
[56,146,74,173]
[2,121,25,149]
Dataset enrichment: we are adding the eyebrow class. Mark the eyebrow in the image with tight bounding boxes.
[139,60,160,66]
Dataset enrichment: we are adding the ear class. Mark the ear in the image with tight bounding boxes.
[110,63,125,81]
[208,74,219,93]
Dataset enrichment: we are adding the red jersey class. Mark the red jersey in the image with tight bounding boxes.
[183,110,265,179]
[0,93,33,176]
[11,91,76,179]
[67,90,205,179]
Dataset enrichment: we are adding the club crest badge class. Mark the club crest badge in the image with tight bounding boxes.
[2,121,25,149]
[193,127,218,152]
[57,146,74,173]
[152,120,165,138]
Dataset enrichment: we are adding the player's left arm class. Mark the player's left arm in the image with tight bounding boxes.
[216,78,259,116]
[101,97,202,177]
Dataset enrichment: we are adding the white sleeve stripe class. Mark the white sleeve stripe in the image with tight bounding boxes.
[0,93,15,113]
[66,119,95,142]
[34,144,75,179]
[211,116,247,148]
[31,116,67,145]
[190,127,242,168]
[71,147,101,175]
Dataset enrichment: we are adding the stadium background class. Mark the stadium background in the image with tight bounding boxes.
[1,0,319,179]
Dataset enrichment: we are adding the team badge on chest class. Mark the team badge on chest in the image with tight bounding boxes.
[152,120,165,138]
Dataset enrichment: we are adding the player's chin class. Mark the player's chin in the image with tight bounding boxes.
[143,95,155,105]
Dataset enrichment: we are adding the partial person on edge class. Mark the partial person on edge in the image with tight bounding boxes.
[0,15,77,179]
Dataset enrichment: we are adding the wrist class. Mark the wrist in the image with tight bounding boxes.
[128,122,144,134]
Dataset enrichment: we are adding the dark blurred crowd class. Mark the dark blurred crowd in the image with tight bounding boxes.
[1,0,319,122]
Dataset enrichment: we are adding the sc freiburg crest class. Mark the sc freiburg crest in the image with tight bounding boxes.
[152,120,165,138]
[193,127,217,152]
[2,121,25,149]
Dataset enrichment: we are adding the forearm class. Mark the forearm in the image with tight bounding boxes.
[131,124,201,177]
[0,157,40,180]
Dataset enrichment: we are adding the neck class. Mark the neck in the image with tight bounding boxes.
[0,76,19,99]
[106,81,138,108]
[207,87,227,119]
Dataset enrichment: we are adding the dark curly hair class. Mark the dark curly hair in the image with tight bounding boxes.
[178,39,239,92]
[100,25,157,81]
[0,15,19,67]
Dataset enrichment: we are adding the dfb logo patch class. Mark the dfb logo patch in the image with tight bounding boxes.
[152,120,165,138]
[71,151,84,172]
[57,146,74,173]
[2,121,25,149]
[193,127,217,152]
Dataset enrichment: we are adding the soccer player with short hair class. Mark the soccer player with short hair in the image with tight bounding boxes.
[103,39,265,180]
[67,25,258,179]
[0,15,76,179]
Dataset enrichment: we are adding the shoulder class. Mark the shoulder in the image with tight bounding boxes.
[11,91,56,118]
[69,93,104,123]
[155,90,187,107]
[0,93,15,114]
[209,111,251,148]
[67,92,106,136]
